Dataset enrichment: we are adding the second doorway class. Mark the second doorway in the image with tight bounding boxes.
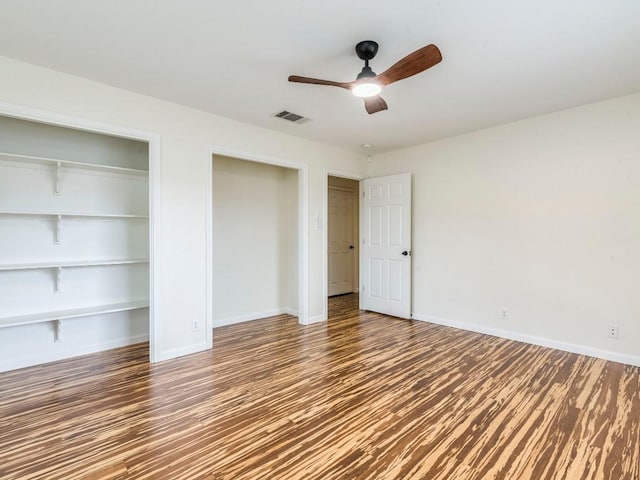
[328,176,359,297]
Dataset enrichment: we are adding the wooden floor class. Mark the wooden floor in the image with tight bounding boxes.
[1,294,638,480]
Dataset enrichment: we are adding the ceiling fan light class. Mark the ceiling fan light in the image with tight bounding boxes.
[352,81,382,98]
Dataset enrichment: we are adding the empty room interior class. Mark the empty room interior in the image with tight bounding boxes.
[0,2,638,479]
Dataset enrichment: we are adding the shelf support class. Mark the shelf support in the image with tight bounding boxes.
[54,214,62,245]
[54,266,63,293]
[54,161,62,196]
[53,319,63,342]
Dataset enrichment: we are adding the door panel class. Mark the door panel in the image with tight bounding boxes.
[360,173,412,318]
[369,257,383,298]
[328,187,355,296]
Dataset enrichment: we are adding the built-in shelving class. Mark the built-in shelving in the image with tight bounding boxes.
[0,210,148,244]
[0,151,148,175]
[0,301,149,329]
[0,210,148,219]
[0,115,150,368]
[0,259,149,271]
[0,259,148,293]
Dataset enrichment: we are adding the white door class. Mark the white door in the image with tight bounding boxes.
[328,187,355,296]
[360,173,412,318]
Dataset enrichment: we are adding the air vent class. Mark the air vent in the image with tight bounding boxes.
[275,110,309,123]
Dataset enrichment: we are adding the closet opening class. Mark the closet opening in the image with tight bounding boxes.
[210,154,304,329]
[0,113,156,372]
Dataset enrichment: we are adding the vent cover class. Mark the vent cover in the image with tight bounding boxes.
[275,110,309,123]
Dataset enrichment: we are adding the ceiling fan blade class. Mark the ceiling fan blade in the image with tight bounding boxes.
[376,44,442,86]
[364,96,388,114]
[288,75,352,90]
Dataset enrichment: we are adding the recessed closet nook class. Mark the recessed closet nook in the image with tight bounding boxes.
[0,115,150,372]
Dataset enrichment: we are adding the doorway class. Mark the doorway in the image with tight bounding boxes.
[327,176,359,298]
[211,155,299,327]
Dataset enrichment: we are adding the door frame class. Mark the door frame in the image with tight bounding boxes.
[207,146,309,337]
[323,169,365,320]
[0,100,163,362]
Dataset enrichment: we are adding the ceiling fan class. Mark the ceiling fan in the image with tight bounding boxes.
[288,41,442,114]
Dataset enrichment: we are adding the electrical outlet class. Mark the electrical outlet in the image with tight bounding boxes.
[192,318,199,332]
[608,325,619,339]
[501,308,508,320]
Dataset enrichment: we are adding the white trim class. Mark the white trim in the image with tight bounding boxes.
[213,308,299,328]
[0,333,149,373]
[208,145,309,328]
[413,312,640,367]
[323,169,366,322]
[205,146,214,349]
[0,101,155,141]
[208,145,308,172]
[298,164,309,324]
[154,341,210,363]
[147,132,162,364]
[281,307,298,317]
[0,100,162,365]
[306,313,327,325]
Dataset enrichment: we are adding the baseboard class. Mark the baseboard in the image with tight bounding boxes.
[213,307,299,328]
[301,313,327,326]
[155,341,210,363]
[0,333,149,373]
[412,313,640,367]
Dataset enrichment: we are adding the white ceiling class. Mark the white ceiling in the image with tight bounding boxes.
[1,1,639,154]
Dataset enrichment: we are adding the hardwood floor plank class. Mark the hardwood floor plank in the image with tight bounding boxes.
[0,294,638,479]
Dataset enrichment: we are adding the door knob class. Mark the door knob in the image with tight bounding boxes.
[349,245,355,249]
[402,250,411,256]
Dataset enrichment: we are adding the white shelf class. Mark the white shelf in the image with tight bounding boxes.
[0,301,149,329]
[0,210,148,219]
[0,151,148,176]
[0,259,149,271]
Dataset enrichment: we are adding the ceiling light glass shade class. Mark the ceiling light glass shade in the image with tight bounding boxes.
[352,81,382,98]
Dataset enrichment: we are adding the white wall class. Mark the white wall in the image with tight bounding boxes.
[0,115,149,169]
[212,156,297,326]
[0,56,366,366]
[370,93,640,365]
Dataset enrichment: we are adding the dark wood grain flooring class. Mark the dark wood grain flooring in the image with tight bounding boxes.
[0,294,638,479]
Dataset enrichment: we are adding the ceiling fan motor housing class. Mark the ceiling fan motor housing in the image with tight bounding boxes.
[355,40,379,61]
